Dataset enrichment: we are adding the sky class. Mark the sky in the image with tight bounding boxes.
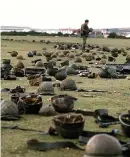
[0,0,130,29]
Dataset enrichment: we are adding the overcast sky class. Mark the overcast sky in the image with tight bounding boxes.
[0,0,130,29]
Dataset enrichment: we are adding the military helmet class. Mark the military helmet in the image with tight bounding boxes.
[11,51,18,57]
[36,52,42,56]
[15,60,25,69]
[107,66,118,78]
[17,55,24,60]
[51,94,77,113]
[69,64,79,70]
[28,52,34,57]
[37,82,55,95]
[98,67,109,78]
[84,134,122,157]
[60,79,77,91]
[60,60,69,67]
[66,66,76,75]
[75,57,82,63]
[32,50,37,55]
[35,61,44,67]
[85,55,93,61]
[55,69,67,81]
[1,100,19,117]
[39,104,56,116]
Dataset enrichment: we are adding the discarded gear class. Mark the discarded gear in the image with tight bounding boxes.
[11,51,18,57]
[106,64,130,74]
[11,93,27,104]
[1,100,20,120]
[47,67,58,77]
[32,59,42,64]
[37,82,55,95]
[35,61,44,68]
[53,113,84,139]
[60,79,77,91]
[25,68,46,75]
[99,66,118,78]
[119,113,130,137]
[66,66,77,75]
[15,60,25,69]
[3,72,17,80]
[54,69,67,81]
[27,52,34,57]
[12,67,24,77]
[60,60,69,67]
[51,94,77,113]
[17,93,42,114]
[28,74,42,86]
[39,104,57,116]
[10,86,25,93]
[84,134,122,157]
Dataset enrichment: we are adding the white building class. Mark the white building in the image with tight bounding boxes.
[0,26,32,32]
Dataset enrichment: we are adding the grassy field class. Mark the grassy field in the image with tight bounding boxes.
[1,36,130,157]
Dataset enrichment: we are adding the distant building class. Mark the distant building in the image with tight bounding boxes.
[0,26,32,32]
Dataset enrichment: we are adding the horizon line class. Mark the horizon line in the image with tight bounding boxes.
[1,25,130,30]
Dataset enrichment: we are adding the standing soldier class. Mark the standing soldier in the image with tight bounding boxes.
[80,19,92,51]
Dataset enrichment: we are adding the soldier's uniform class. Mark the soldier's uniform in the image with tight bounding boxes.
[81,20,90,51]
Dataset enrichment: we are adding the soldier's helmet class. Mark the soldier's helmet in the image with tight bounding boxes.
[39,104,56,116]
[28,52,34,57]
[60,79,77,91]
[1,100,19,117]
[69,63,79,70]
[11,51,18,57]
[66,66,77,75]
[15,60,25,69]
[37,82,55,95]
[75,57,82,63]
[35,61,44,67]
[84,134,122,157]
[55,69,67,81]
[51,94,77,113]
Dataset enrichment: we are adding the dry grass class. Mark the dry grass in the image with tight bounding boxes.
[1,36,130,157]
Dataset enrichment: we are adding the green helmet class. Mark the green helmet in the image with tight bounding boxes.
[35,61,44,67]
[75,57,82,63]
[66,67,77,75]
[39,104,56,116]
[36,52,42,56]
[37,82,55,95]
[17,55,24,60]
[84,134,122,157]
[60,79,77,91]
[15,60,25,69]
[55,69,67,81]
[85,55,93,61]
[11,51,18,57]
[1,100,19,118]
[60,60,69,67]
[107,66,118,78]
[69,64,79,70]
